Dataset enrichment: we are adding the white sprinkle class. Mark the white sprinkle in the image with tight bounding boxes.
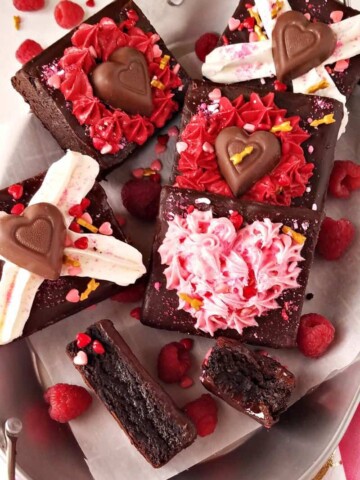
[101,144,113,155]
[176,141,188,154]
[306,186,311,193]
[195,198,211,205]
[302,221,309,231]
[312,203,317,211]
[243,123,255,133]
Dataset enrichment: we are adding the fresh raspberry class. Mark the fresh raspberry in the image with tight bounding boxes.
[54,1,84,29]
[13,0,44,11]
[15,39,43,64]
[316,216,355,260]
[111,282,145,303]
[195,32,220,62]
[121,179,161,221]
[183,394,218,437]
[328,160,360,198]
[297,313,335,358]
[44,384,92,423]
[157,342,191,383]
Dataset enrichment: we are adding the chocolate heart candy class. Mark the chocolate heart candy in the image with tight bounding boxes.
[272,11,337,82]
[215,126,281,197]
[0,203,66,280]
[91,46,153,116]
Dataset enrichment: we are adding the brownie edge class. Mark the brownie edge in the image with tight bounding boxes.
[201,338,296,428]
[66,319,197,468]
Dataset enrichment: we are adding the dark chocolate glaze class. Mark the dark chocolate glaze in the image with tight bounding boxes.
[172,80,343,211]
[218,0,360,98]
[0,174,127,343]
[66,319,197,467]
[201,337,296,428]
[11,0,189,176]
[141,186,323,348]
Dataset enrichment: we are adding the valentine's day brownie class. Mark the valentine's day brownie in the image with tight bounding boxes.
[0,151,146,345]
[11,0,188,174]
[67,319,197,467]
[201,337,296,428]
[141,186,323,348]
[173,80,342,210]
[203,0,360,102]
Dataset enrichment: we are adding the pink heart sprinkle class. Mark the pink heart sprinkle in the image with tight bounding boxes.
[249,32,259,42]
[81,212,93,224]
[153,44,163,58]
[330,10,343,23]
[168,125,179,137]
[68,266,82,276]
[243,123,255,133]
[151,159,162,171]
[99,222,113,236]
[132,168,144,179]
[65,235,73,247]
[176,141,188,154]
[304,13,311,20]
[73,351,88,366]
[47,74,61,89]
[202,142,214,153]
[228,17,241,31]
[154,281,161,291]
[334,59,349,72]
[66,289,80,303]
[208,88,222,101]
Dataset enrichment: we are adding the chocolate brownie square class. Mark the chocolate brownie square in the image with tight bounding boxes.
[173,80,342,210]
[212,0,360,98]
[201,337,296,428]
[0,151,145,345]
[11,0,188,174]
[67,319,197,467]
[141,186,323,348]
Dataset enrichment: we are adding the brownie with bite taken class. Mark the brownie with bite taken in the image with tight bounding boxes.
[141,186,323,348]
[11,0,188,175]
[67,319,197,467]
[201,337,296,428]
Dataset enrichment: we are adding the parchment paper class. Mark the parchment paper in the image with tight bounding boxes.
[0,1,360,479]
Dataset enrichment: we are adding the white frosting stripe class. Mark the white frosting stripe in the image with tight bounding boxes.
[63,232,146,286]
[30,150,100,226]
[0,263,43,344]
[328,15,360,65]
[203,41,275,83]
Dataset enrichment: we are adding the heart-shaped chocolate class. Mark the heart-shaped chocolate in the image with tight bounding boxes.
[0,203,66,280]
[215,126,281,197]
[272,11,337,82]
[91,46,153,116]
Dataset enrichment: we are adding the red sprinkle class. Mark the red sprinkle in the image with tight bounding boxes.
[180,376,194,389]
[157,134,169,146]
[316,216,355,261]
[149,173,161,183]
[69,221,81,233]
[242,17,256,30]
[130,307,141,320]
[328,160,360,198]
[183,394,218,437]
[81,198,91,210]
[187,205,195,214]
[158,342,192,383]
[155,143,167,155]
[74,237,89,250]
[92,340,105,355]
[221,35,229,46]
[179,338,194,351]
[8,184,24,200]
[16,39,43,64]
[85,0,95,6]
[274,80,287,92]
[229,211,243,229]
[150,159,162,172]
[297,313,335,358]
[195,32,220,62]
[13,0,44,11]
[68,204,84,218]
[54,0,84,29]
[76,333,92,348]
[11,203,25,215]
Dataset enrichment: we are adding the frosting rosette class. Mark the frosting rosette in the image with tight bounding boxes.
[158,209,304,336]
[175,91,314,206]
[43,10,183,155]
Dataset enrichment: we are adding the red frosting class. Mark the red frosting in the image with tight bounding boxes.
[47,11,182,155]
[174,92,314,206]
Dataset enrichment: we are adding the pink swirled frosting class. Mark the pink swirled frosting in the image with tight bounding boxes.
[158,209,304,336]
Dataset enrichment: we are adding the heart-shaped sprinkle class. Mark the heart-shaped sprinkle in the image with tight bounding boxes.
[215,126,281,196]
[176,141,188,154]
[202,142,214,153]
[330,10,343,23]
[92,340,105,355]
[272,11,337,82]
[91,46,153,116]
[0,203,66,280]
[208,88,222,101]
[228,17,241,31]
[99,222,113,236]
[66,289,80,303]
[73,351,88,366]
[76,333,92,348]
[68,266,82,276]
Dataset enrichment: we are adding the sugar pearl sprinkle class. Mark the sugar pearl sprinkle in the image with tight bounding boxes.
[176,141,188,154]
